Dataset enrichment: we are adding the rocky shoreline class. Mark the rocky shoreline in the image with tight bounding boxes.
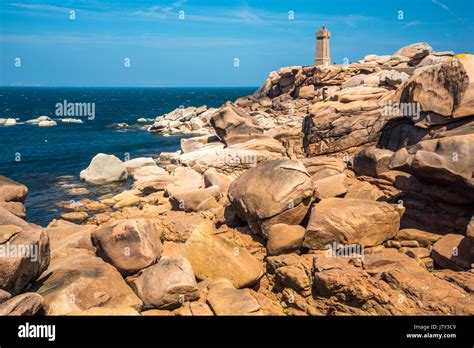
[1,43,473,316]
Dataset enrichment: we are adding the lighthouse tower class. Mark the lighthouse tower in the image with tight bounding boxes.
[314,25,331,66]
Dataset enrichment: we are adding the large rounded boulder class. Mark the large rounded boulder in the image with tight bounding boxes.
[389,134,474,203]
[131,256,199,310]
[91,219,163,275]
[303,198,400,250]
[210,105,263,145]
[228,159,314,237]
[0,225,50,295]
[397,54,474,117]
[0,176,28,218]
[80,153,128,185]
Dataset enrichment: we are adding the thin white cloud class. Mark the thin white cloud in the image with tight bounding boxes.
[229,8,264,23]
[404,20,423,27]
[132,7,376,27]
[7,2,70,11]
[171,0,187,7]
[432,0,449,11]
[431,0,466,25]
[133,1,186,17]
[5,2,378,27]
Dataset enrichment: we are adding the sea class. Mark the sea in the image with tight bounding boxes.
[0,87,256,226]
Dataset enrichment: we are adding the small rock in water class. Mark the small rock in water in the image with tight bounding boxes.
[69,187,89,195]
[61,211,89,222]
[38,120,57,127]
[60,118,83,123]
[3,118,17,126]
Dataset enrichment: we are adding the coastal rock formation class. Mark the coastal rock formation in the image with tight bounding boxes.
[206,278,263,315]
[313,172,348,199]
[183,222,263,288]
[1,118,17,126]
[124,157,158,176]
[91,219,163,275]
[3,42,474,317]
[345,181,385,201]
[395,228,442,247]
[25,116,52,124]
[432,234,473,271]
[34,255,142,315]
[149,106,215,135]
[0,292,44,316]
[303,198,400,250]
[397,53,474,117]
[228,160,314,237]
[309,249,474,315]
[0,225,50,295]
[266,224,305,256]
[468,218,474,257]
[177,136,286,175]
[80,153,128,184]
[0,289,11,303]
[168,185,221,212]
[60,118,83,123]
[131,256,199,310]
[61,211,88,222]
[394,42,432,64]
[0,176,28,218]
[38,120,57,127]
[210,105,263,145]
[353,147,393,177]
[203,168,233,193]
[389,134,474,202]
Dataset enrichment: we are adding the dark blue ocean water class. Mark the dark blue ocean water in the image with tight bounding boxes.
[0,87,255,226]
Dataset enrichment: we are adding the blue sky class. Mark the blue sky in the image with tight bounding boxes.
[1,0,473,87]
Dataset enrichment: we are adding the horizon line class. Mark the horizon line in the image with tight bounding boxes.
[0,85,260,89]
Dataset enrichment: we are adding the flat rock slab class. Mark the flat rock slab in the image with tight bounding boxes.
[34,255,142,315]
[266,224,305,256]
[432,234,473,271]
[183,221,263,288]
[396,228,442,247]
[303,198,400,250]
[206,278,263,315]
[0,292,43,315]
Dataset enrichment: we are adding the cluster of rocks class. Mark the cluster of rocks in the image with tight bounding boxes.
[1,43,473,316]
[0,116,84,127]
[25,116,57,127]
[0,118,20,126]
[148,106,217,135]
[0,176,28,220]
[0,177,50,315]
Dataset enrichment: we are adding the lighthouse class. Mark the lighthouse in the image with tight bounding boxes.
[315,25,331,66]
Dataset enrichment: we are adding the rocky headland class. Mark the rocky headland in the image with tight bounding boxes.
[1,43,473,316]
